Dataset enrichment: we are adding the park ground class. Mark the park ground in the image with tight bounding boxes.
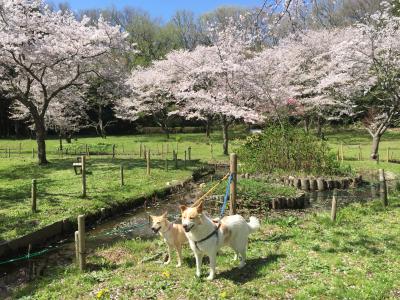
[2,127,400,298]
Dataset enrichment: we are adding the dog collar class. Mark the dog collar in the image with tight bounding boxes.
[160,223,173,234]
[194,223,221,251]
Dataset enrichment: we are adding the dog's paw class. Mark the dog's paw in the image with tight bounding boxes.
[196,271,201,278]
[164,260,171,265]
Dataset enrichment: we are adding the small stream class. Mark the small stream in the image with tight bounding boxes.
[0,172,395,297]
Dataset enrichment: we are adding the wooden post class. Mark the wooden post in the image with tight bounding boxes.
[139,143,143,158]
[340,142,344,162]
[331,189,337,222]
[32,148,35,159]
[120,164,124,186]
[74,231,79,265]
[146,150,151,176]
[184,150,187,169]
[336,148,339,161]
[81,156,86,198]
[77,215,86,270]
[230,153,237,215]
[188,147,192,161]
[379,169,388,206]
[167,144,169,154]
[144,145,147,160]
[165,158,168,171]
[112,144,115,159]
[31,179,37,213]
[387,147,390,163]
[358,145,362,161]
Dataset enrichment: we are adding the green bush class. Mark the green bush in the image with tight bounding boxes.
[237,126,348,176]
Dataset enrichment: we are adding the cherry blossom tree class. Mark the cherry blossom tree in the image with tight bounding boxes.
[316,2,400,159]
[0,0,131,164]
[175,20,263,155]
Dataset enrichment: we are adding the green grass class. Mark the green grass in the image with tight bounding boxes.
[325,127,400,175]
[0,131,247,241]
[204,178,298,200]
[13,196,400,299]
[2,127,400,241]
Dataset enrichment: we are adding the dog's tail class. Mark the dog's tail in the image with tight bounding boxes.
[247,216,260,233]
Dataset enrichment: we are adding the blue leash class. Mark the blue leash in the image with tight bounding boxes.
[220,173,234,218]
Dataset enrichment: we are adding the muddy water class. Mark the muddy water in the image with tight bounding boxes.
[0,173,394,297]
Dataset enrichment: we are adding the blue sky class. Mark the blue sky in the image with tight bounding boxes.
[50,0,263,21]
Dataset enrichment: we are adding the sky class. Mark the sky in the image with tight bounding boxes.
[50,0,263,21]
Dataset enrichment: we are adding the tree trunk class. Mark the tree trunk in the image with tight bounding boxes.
[370,134,382,160]
[316,116,323,138]
[35,119,48,165]
[66,134,72,143]
[304,116,310,134]
[98,106,106,139]
[205,117,211,138]
[222,117,229,156]
[59,134,63,151]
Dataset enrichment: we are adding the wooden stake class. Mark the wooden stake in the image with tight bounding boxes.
[387,147,390,163]
[31,179,37,213]
[146,150,151,176]
[81,156,86,198]
[112,144,115,159]
[358,144,362,161]
[139,143,143,158]
[174,150,178,169]
[120,164,124,186]
[230,153,237,215]
[77,215,86,270]
[331,189,337,222]
[188,147,191,162]
[340,142,344,162]
[184,150,187,168]
[379,169,388,206]
[74,231,79,264]
[32,148,35,159]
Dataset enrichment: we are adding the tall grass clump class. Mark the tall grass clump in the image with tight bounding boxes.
[237,126,348,176]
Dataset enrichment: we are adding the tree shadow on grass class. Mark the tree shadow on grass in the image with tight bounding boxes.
[218,254,285,284]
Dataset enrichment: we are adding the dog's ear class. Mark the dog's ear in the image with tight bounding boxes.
[162,211,168,218]
[196,201,203,214]
[180,205,187,212]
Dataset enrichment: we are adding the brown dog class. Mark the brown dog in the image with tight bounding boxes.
[150,212,188,267]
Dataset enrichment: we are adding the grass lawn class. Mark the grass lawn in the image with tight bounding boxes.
[2,127,400,241]
[12,196,400,299]
[0,131,246,241]
[325,127,400,175]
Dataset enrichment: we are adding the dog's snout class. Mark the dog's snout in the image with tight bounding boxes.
[182,224,188,230]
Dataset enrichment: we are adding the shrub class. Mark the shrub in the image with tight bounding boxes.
[237,126,347,176]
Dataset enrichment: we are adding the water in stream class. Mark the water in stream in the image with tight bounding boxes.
[0,173,394,297]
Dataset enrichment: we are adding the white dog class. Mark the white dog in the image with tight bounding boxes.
[180,202,260,280]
